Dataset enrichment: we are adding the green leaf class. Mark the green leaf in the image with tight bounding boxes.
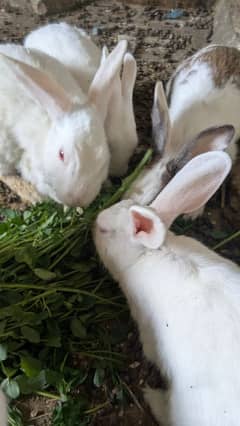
[20,356,42,378]
[33,268,57,280]
[52,397,88,426]
[15,247,35,267]
[0,320,6,334]
[45,319,61,347]
[70,318,86,338]
[1,378,20,399]
[93,368,105,388]
[210,230,229,240]
[23,210,32,221]
[45,334,61,348]
[45,369,63,387]
[0,344,7,361]
[8,405,24,426]
[16,371,46,394]
[1,363,17,379]
[21,326,40,343]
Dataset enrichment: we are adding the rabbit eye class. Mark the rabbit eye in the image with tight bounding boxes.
[59,149,64,162]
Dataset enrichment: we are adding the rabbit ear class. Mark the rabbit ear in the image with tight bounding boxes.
[190,125,235,156]
[172,125,235,172]
[122,53,137,100]
[88,40,127,121]
[129,205,167,249]
[0,53,73,120]
[151,81,172,155]
[106,52,137,129]
[100,45,109,65]
[150,151,232,228]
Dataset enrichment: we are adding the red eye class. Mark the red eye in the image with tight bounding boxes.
[59,149,64,161]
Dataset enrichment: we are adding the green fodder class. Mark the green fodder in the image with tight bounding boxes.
[0,150,152,424]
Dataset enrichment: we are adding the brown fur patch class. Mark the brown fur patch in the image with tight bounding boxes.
[167,46,240,104]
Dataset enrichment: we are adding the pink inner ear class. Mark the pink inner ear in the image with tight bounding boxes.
[132,211,153,235]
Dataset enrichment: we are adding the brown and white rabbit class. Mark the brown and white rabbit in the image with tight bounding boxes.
[94,148,240,426]
[125,45,240,216]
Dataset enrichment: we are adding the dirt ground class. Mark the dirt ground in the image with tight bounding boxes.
[0,0,239,425]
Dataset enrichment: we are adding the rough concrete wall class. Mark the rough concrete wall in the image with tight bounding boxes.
[213,0,240,48]
[122,0,215,8]
[3,0,80,14]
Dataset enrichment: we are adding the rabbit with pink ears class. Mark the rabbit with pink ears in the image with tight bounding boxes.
[24,22,138,177]
[94,140,240,425]
[0,39,128,206]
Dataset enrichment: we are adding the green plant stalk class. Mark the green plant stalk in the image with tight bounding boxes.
[213,229,240,250]
[103,148,152,209]
[36,390,61,400]
[85,401,109,415]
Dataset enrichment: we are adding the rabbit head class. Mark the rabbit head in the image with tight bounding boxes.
[2,40,127,206]
[94,151,232,278]
[124,81,234,205]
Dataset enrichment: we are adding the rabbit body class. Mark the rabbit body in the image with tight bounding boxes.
[167,45,240,162]
[0,45,104,205]
[127,233,240,426]
[0,40,127,206]
[95,205,240,426]
[25,23,138,176]
[0,44,85,181]
[94,151,240,425]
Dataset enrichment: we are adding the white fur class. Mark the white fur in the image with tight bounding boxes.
[24,23,138,176]
[0,45,109,206]
[0,43,86,101]
[94,152,240,426]
[126,45,240,209]
[102,50,138,176]
[24,22,101,93]
[0,391,7,426]
[0,40,128,206]
[168,63,239,161]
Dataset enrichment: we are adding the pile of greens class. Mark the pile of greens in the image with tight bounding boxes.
[0,150,152,425]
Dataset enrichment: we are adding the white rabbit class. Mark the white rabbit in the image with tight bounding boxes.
[94,148,240,426]
[0,40,127,206]
[0,390,7,426]
[125,45,240,212]
[24,22,138,177]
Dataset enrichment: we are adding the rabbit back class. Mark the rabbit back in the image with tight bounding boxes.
[167,45,240,161]
[0,44,85,99]
[125,237,240,425]
[24,22,101,92]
